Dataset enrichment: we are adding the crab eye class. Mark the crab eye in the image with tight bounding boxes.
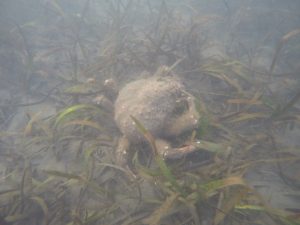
[173,98,189,116]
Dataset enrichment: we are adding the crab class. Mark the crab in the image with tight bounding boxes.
[95,66,200,168]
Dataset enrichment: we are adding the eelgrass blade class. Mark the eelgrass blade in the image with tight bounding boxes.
[270,29,300,75]
[271,87,300,119]
[54,104,104,128]
[143,192,179,225]
[194,140,226,154]
[130,116,185,195]
[200,176,246,196]
[214,187,249,225]
[30,196,49,225]
[44,170,107,195]
[62,119,105,132]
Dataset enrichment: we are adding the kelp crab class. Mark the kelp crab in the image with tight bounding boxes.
[96,66,201,168]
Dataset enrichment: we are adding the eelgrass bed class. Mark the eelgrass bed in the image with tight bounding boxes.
[0,1,299,224]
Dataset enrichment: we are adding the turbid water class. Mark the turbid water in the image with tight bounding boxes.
[0,0,299,224]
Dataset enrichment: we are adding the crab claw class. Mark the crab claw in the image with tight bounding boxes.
[166,94,199,137]
[103,78,118,100]
[92,95,114,112]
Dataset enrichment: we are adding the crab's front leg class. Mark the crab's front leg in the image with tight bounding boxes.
[154,138,197,160]
[115,135,130,167]
[115,135,139,178]
[93,78,118,112]
[93,95,114,112]
[166,94,200,137]
[161,95,200,159]
[160,143,198,160]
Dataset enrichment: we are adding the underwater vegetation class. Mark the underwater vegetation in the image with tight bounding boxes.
[0,0,300,224]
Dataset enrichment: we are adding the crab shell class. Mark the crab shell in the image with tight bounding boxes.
[114,76,200,144]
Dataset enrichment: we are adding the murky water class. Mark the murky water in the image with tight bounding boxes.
[0,1,299,224]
